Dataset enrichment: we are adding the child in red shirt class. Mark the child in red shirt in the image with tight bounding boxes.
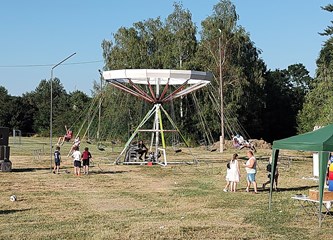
[81,147,92,175]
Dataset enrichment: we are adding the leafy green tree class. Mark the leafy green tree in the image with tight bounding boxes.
[286,64,312,112]
[54,90,91,137]
[0,86,11,127]
[320,4,333,36]
[297,5,333,133]
[194,0,266,139]
[0,87,35,134]
[7,95,35,134]
[102,17,169,69]
[166,2,197,69]
[101,2,198,142]
[28,78,67,136]
[297,79,333,133]
[297,40,333,132]
[263,64,312,142]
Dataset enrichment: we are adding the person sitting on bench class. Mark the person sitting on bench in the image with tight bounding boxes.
[137,140,148,160]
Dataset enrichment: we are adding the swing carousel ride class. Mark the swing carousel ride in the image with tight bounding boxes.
[102,69,212,166]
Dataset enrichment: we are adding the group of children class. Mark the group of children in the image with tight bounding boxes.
[53,125,93,175]
[53,145,92,176]
[56,125,81,156]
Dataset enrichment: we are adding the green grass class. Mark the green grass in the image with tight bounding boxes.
[0,137,332,239]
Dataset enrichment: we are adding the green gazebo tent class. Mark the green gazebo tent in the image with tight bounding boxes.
[269,124,333,226]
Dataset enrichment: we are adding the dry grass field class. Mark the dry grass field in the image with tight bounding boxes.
[0,137,332,239]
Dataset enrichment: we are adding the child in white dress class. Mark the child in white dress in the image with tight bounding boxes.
[229,153,241,192]
[223,162,231,192]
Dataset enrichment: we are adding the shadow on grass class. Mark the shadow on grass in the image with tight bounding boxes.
[88,170,128,175]
[260,185,318,192]
[0,208,31,215]
[12,167,50,172]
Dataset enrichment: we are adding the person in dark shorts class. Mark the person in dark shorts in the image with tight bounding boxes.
[81,147,92,175]
[71,146,81,176]
[53,146,61,174]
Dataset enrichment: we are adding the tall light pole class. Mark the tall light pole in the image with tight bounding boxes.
[50,52,76,172]
[219,31,224,153]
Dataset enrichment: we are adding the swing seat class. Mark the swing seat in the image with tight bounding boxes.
[210,148,217,152]
[174,149,182,153]
[199,139,207,147]
[97,142,106,151]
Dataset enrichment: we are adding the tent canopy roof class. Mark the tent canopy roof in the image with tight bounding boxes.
[270,124,333,226]
[272,124,333,152]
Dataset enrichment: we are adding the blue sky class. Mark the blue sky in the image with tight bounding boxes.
[0,0,331,96]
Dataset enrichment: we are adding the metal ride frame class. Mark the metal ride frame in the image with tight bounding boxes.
[102,69,212,166]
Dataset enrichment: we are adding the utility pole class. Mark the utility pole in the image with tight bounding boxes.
[50,52,76,172]
[219,31,224,153]
[97,70,103,141]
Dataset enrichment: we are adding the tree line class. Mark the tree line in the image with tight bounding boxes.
[0,0,331,145]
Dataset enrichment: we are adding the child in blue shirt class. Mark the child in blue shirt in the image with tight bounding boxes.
[53,146,61,174]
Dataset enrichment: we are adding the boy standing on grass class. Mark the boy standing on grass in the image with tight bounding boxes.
[53,146,61,174]
[71,146,81,176]
[81,147,92,175]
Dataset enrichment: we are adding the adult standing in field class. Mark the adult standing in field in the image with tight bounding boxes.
[244,150,258,193]
[71,146,81,176]
[53,146,61,174]
[229,153,241,192]
[81,147,92,175]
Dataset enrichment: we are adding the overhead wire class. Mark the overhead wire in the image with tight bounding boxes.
[0,60,103,68]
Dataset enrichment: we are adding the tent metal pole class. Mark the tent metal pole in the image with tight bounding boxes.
[318,151,329,227]
[269,148,279,211]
